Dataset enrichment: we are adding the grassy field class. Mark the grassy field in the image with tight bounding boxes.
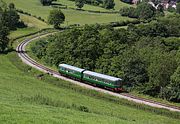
[5,0,133,26]
[114,0,134,10]
[56,0,109,11]
[9,27,38,39]
[19,13,50,29]
[55,0,132,11]
[0,52,180,124]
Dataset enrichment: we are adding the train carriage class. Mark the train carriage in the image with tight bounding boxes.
[59,64,85,80]
[59,64,123,92]
[82,70,122,91]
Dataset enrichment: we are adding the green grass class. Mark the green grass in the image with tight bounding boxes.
[19,13,50,29]
[56,0,109,11]
[5,0,133,26]
[114,0,134,10]
[55,0,133,11]
[9,27,38,39]
[62,10,133,25]
[130,91,180,107]
[9,13,51,39]
[0,52,180,124]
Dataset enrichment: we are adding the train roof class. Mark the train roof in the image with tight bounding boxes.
[83,70,122,82]
[59,64,85,72]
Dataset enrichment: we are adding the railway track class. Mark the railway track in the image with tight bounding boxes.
[16,32,180,112]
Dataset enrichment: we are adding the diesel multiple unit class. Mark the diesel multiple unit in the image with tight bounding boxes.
[59,64,123,92]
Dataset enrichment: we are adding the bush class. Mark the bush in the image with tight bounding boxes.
[17,21,27,28]
[109,19,140,27]
[120,7,138,18]
[48,9,65,29]
[78,105,89,112]
[40,0,53,6]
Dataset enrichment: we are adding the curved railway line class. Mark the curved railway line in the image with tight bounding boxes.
[16,32,180,112]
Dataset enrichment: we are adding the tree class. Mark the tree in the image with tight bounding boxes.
[135,2,156,20]
[121,48,149,87]
[75,0,85,9]
[3,9,20,30]
[48,9,65,29]
[144,52,177,96]
[8,3,15,10]
[0,5,9,53]
[31,40,48,59]
[91,0,100,6]
[120,7,138,18]
[40,0,52,6]
[103,0,115,9]
[0,23,9,53]
[0,3,21,53]
[176,3,180,14]
[161,66,180,102]
[169,66,180,102]
[0,3,20,30]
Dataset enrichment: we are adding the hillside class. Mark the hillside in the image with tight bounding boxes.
[0,52,179,124]
[5,0,133,26]
[0,0,180,123]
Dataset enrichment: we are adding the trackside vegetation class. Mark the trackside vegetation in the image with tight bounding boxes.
[31,14,180,103]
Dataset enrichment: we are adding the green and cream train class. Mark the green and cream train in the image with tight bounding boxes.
[59,64,123,92]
